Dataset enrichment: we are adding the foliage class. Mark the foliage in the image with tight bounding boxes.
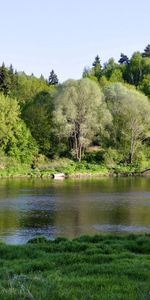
[104,148,124,168]
[6,120,38,164]
[0,44,150,174]
[0,93,20,150]
[13,72,52,108]
[0,63,12,95]
[48,69,59,85]
[23,91,56,156]
[83,45,150,90]
[54,78,111,161]
[104,83,150,164]
[0,93,38,165]
[138,74,150,98]
[118,53,129,64]
[142,44,150,58]
[92,55,102,79]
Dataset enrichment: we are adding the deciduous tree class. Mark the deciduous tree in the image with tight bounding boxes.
[104,83,150,164]
[54,79,111,161]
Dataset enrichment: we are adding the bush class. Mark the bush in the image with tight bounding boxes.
[104,148,124,168]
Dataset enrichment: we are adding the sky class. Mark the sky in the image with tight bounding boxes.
[1,0,150,82]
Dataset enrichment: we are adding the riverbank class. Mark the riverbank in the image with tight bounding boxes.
[0,234,150,299]
[0,158,149,178]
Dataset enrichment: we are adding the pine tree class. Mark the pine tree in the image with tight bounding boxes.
[9,64,14,75]
[40,74,45,81]
[92,55,102,79]
[92,55,101,68]
[0,63,11,95]
[118,53,129,64]
[142,44,150,58]
[8,64,17,92]
[48,70,59,85]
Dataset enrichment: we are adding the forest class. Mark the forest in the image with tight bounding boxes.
[0,44,150,176]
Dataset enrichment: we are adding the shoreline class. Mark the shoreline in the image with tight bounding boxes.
[0,170,150,179]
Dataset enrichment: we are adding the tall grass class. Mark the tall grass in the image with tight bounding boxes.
[0,235,150,299]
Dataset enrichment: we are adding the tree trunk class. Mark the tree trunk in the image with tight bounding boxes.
[74,121,82,161]
[129,129,135,164]
[78,144,82,162]
[74,128,79,161]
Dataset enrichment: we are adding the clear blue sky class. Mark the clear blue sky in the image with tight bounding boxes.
[1,0,150,82]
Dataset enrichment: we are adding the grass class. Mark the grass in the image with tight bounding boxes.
[0,155,149,178]
[0,235,150,299]
[0,158,110,178]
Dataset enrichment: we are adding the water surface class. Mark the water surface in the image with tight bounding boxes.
[0,177,150,244]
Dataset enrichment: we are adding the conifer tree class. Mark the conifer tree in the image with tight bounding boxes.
[142,44,150,58]
[118,53,129,64]
[0,63,11,95]
[48,69,59,85]
[9,64,17,91]
[92,55,102,79]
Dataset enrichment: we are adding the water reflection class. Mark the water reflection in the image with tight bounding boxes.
[0,177,150,244]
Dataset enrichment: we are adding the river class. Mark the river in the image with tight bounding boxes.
[0,177,150,244]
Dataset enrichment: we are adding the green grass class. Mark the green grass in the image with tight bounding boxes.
[1,235,150,299]
[36,158,110,178]
[0,156,149,178]
[0,158,110,178]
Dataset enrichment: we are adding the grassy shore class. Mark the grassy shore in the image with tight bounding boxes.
[0,157,148,178]
[0,235,150,299]
[0,159,109,178]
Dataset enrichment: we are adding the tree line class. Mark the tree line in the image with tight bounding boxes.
[83,44,150,98]
[0,44,150,171]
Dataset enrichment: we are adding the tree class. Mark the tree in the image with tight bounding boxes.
[54,79,111,161]
[118,53,129,64]
[23,91,55,156]
[123,52,143,86]
[9,64,18,92]
[6,120,38,164]
[141,57,150,76]
[138,74,150,98]
[13,72,52,108]
[9,64,14,75]
[109,69,123,83]
[0,92,38,163]
[118,51,150,88]
[104,83,150,164]
[48,70,59,85]
[142,44,150,58]
[92,55,102,79]
[103,58,118,80]
[40,74,45,81]
[82,67,91,78]
[0,63,11,95]
[0,93,19,149]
